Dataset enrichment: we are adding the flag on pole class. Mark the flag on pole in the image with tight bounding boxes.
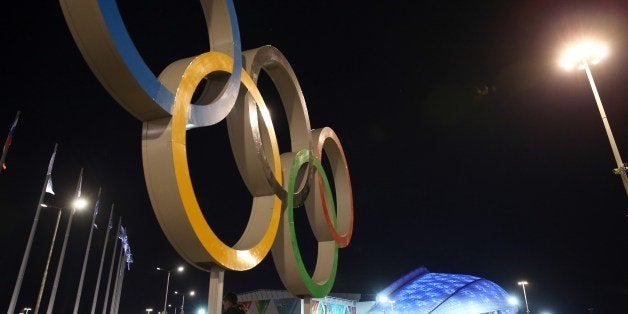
[45,144,58,195]
[1,111,20,173]
[93,187,102,229]
[117,226,133,270]
[46,179,55,195]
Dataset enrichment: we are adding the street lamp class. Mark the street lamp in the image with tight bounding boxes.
[560,40,628,195]
[174,290,195,314]
[22,307,32,314]
[34,203,74,314]
[146,308,154,313]
[46,169,89,314]
[157,265,185,314]
[518,281,530,314]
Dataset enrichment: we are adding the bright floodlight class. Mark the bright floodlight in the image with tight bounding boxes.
[508,296,519,306]
[73,198,88,210]
[560,41,608,71]
[376,294,392,303]
[190,290,195,296]
[517,281,528,286]
[197,308,206,314]
[177,266,185,272]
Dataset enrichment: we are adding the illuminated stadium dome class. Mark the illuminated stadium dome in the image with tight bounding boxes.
[367,267,518,314]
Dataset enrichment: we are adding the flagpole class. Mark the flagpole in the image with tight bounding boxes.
[102,217,121,314]
[110,248,124,314]
[91,204,114,314]
[47,168,84,314]
[34,206,63,314]
[7,143,57,314]
[74,187,102,314]
[0,110,20,174]
[113,257,126,314]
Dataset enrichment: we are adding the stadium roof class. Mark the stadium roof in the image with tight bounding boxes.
[369,267,518,313]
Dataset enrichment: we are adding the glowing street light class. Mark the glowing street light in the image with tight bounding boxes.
[560,40,628,196]
[157,265,185,314]
[560,41,608,71]
[146,308,154,313]
[518,281,530,314]
[47,169,88,313]
[173,290,196,313]
[35,201,86,314]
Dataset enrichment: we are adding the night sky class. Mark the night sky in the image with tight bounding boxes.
[2,0,628,313]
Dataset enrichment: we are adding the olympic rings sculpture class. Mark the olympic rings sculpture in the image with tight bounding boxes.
[60,0,354,297]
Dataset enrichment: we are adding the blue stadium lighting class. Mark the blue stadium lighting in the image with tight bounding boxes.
[370,267,517,313]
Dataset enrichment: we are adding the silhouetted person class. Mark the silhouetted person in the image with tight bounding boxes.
[223,292,245,314]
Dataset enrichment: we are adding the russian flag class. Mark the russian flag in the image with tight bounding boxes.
[1,111,20,173]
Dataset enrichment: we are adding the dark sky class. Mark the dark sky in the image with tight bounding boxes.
[2,0,628,313]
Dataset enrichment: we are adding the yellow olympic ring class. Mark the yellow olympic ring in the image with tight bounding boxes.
[143,51,282,271]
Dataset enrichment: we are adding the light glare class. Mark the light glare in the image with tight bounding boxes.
[560,41,608,71]
[73,198,88,210]
[507,296,519,305]
[377,294,393,303]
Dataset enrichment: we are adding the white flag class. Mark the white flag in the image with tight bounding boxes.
[46,178,55,195]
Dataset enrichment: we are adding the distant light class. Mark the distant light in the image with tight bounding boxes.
[41,204,49,208]
[190,290,195,296]
[560,41,608,71]
[376,294,394,304]
[174,291,179,295]
[145,309,153,313]
[156,267,162,271]
[177,266,185,272]
[507,296,519,306]
[518,281,528,286]
[197,308,206,314]
[73,198,88,210]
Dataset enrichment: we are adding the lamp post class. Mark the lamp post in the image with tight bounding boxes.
[157,265,184,314]
[174,290,195,314]
[23,307,32,314]
[146,308,154,313]
[518,281,530,314]
[47,168,88,314]
[560,41,628,195]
